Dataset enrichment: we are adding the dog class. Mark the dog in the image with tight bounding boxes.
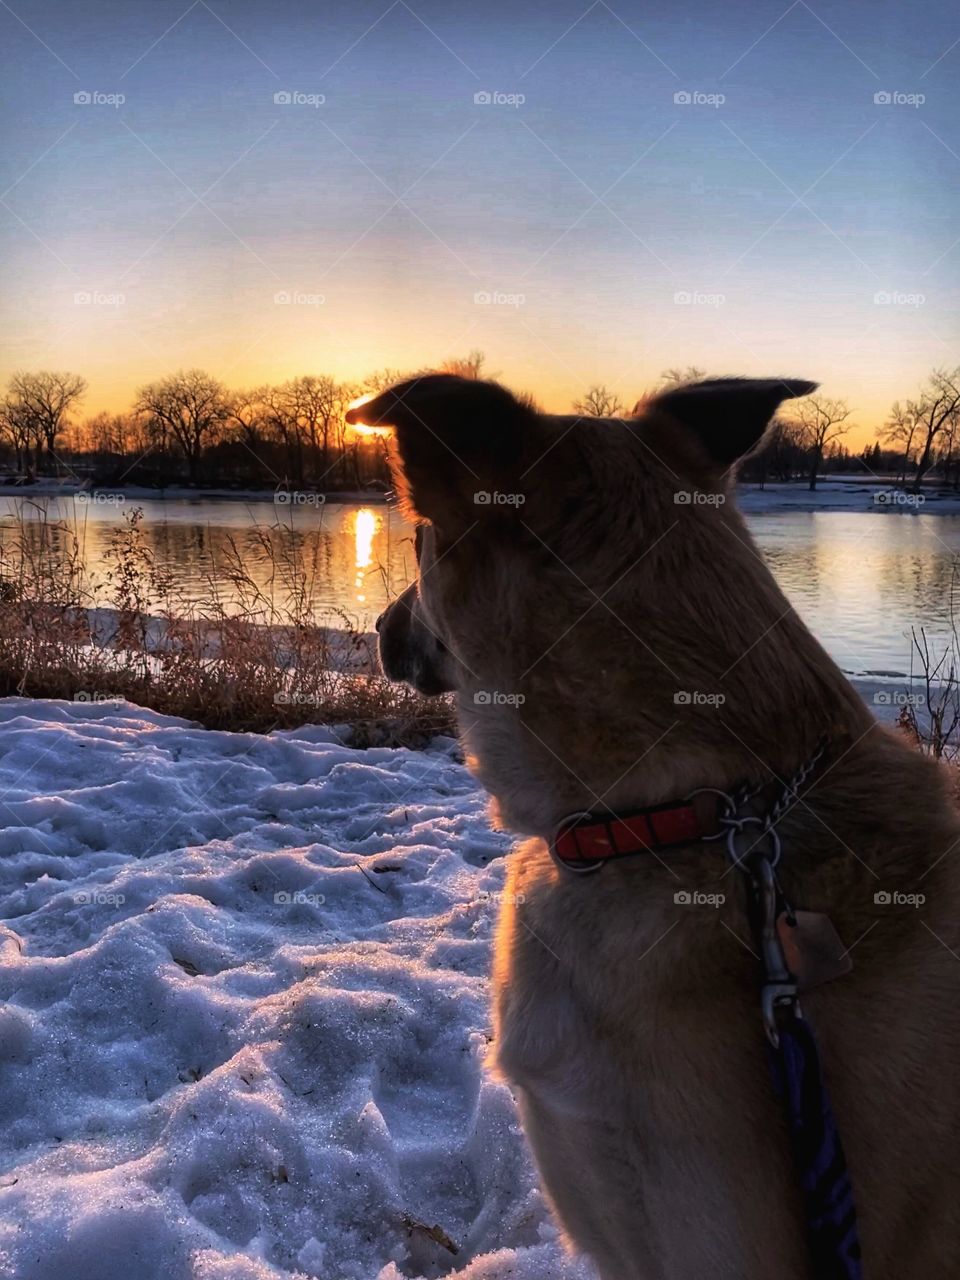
[346,375,960,1279]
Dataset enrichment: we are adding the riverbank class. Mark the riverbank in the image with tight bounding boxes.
[3,477,959,514]
[737,478,960,515]
[0,481,389,505]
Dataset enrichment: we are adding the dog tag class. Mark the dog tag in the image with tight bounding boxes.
[776,910,852,991]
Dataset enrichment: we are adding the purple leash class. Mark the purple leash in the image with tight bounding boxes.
[767,1010,862,1279]
[745,852,863,1280]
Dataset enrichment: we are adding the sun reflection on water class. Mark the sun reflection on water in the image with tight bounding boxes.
[353,508,379,603]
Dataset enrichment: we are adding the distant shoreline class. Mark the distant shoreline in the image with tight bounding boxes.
[0,482,390,505]
[0,478,958,516]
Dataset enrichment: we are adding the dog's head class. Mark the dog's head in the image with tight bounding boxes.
[348,373,831,833]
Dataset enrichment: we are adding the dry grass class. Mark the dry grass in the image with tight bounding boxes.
[0,506,454,745]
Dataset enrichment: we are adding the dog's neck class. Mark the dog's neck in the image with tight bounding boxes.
[469,616,873,844]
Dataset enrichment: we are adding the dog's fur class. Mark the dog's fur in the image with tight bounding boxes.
[348,375,960,1279]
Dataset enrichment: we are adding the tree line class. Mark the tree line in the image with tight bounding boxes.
[576,365,960,491]
[0,357,957,492]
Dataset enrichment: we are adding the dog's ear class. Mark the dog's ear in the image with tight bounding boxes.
[644,377,818,469]
[345,374,532,525]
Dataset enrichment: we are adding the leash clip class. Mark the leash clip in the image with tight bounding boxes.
[751,854,800,1048]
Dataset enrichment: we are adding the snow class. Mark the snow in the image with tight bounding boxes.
[0,697,594,1280]
[736,478,960,515]
[0,681,947,1277]
[5,476,959,515]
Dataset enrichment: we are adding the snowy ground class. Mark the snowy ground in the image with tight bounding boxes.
[737,477,960,515]
[0,680,949,1279]
[0,698,595,1280]
[5,476,960,515]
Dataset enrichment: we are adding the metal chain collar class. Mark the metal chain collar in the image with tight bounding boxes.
[691,738,828,876]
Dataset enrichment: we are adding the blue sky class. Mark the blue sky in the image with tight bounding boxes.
[1,0,958,438]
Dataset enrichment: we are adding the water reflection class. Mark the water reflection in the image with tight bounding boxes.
[0,497,957,672]
[353,508,378,606]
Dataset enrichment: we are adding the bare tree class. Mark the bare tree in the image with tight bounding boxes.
[878,401,919,485]
[791,396,854,491]
[631,367,709,414]
[134,370,230,485]
[937,413,960,489]
[440,350,488,380]
[284,375,346,479]
[908,367,960,491]
[81,412,133,456]
[659,365,708,388]
[4,370,87,468]
[0,399,35,472]
[573,385,624,417]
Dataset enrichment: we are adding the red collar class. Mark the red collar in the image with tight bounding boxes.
[551,791,724,873]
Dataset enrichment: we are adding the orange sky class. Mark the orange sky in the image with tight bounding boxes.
[3,0,957,452]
